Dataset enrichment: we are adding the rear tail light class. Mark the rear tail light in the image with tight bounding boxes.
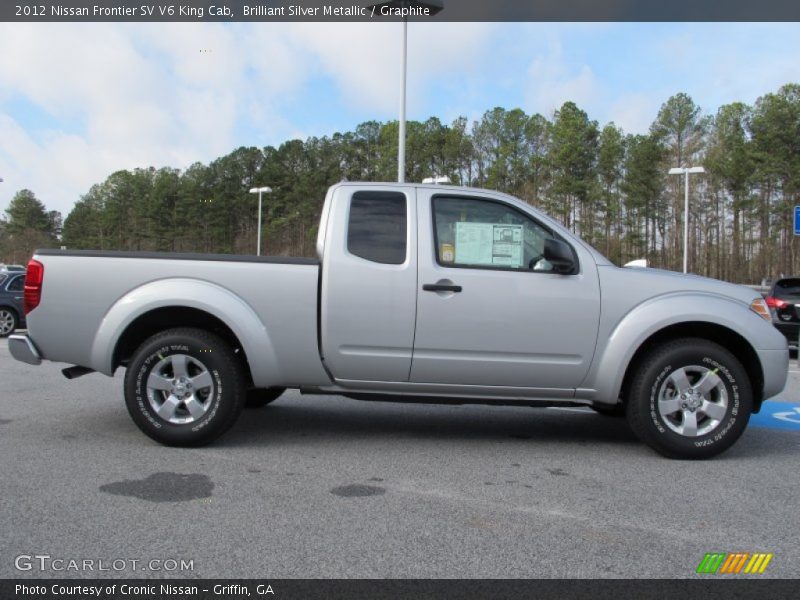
[765,296,788,309]
[23,259,44,315]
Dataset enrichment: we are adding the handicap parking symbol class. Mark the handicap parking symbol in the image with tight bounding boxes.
[750,402,800,431]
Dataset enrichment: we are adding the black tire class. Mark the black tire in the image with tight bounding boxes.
[246,387,286,408]
[124,328,246,447]
[590,403,625,417]
[626,338,752,459]
[0,307,18,338]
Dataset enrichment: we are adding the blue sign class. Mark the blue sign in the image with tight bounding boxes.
[795,206,800,235]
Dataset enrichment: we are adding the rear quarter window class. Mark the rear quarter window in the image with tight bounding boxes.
[347,191,407,265]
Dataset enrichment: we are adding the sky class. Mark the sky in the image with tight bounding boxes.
[1,21,800,218]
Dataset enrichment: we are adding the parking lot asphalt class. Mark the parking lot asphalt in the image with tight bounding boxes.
[1,341,799,579]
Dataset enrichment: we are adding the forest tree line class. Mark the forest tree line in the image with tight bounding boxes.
[2,83,800,283]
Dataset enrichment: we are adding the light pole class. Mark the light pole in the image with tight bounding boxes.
[668,166,705,274]
[248,186,272,256]
[366,0,444,183]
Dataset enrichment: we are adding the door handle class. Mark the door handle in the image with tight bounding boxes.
[423,283,462,293]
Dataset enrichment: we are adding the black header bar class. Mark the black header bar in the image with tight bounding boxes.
[2,579,799,600]
[3,0,800,22]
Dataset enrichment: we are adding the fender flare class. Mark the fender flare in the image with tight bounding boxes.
[579,292,768,403]
[89,278,279,386]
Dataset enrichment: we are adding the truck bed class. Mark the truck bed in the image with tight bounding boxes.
[27,249,330,388]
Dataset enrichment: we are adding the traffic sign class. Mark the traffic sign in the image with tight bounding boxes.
[795,206,800,235]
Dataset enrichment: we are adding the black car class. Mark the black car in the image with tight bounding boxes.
[0,271,25,337]
[765,277,800,348]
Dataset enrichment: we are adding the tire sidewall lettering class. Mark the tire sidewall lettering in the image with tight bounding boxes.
[698,357,740,447]
[191,369,222,432]
[649,365,671,434]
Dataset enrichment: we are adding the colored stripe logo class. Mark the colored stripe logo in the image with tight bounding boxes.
[697,553,773,574]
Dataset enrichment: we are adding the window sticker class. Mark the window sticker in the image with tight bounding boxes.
[455,222,523,267]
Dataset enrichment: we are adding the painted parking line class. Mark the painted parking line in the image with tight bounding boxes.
[750,401,800,431]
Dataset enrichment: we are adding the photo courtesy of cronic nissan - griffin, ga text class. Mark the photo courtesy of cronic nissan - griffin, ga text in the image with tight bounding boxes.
[8,183,788,459]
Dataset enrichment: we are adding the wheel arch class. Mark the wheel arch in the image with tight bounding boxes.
[619,322,765,413]
[0,304,19,316]
[89,278,280,387]
[113,307,255,387]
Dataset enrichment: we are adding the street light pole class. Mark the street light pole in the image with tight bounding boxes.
[365,1,444,183]
[668,166,705,274]
[248,186,272,256]
[398,16,407,183]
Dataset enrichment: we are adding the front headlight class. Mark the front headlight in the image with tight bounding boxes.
[750,298,772,322]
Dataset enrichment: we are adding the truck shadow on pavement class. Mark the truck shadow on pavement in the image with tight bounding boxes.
[213,397,796,459]
[45,391,791,459]
[221,398,638,449]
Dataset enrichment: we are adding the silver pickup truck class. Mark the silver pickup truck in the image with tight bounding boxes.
[9,182,788,458]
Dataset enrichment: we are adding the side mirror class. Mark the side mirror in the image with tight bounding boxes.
[543,238,576,274]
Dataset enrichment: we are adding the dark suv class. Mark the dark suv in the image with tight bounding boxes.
[765,277,800,348]
[0,272,25,337]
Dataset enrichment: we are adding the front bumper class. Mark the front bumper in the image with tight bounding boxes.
[8,334,42,365]
[759,347,789,401]
[773,321,800,347]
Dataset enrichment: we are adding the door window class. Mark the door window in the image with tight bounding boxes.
[433,196,568,272]
[347,191,407,265]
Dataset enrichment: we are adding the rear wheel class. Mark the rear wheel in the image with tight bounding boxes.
[246,387,286,408]
[0,308,18,337]
[124,328,246,446]
[626,338,752,459]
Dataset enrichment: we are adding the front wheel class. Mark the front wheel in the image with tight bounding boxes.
[124,328,246,446]
[626,338,752,459]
